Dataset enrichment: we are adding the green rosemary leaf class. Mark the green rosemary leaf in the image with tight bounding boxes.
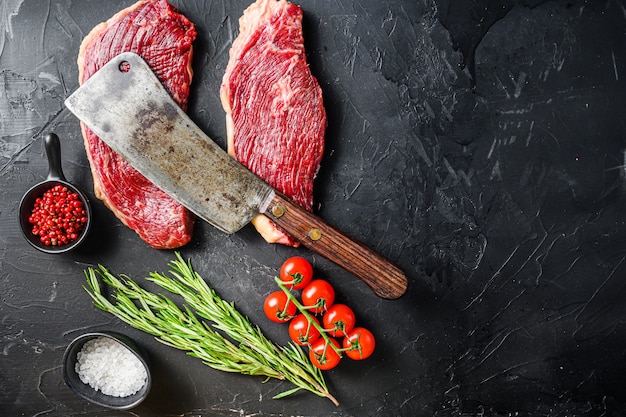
[273,387,302,399]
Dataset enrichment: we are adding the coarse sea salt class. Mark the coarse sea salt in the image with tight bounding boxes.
[75,336,147,397]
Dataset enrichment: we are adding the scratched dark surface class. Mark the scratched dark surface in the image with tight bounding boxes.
[2,0,626,416]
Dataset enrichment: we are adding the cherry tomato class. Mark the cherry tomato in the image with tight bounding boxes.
[288,314,321,346]
[323,304,356,337]
[279,256,313,290]
[301,279,335,313]
[263,291,297,323]
[309,337,341,370]
[343,327,375,360]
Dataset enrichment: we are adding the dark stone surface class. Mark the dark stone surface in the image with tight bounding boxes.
[2,0,626,416]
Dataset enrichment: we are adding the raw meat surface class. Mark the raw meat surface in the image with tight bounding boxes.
[221,0,326,246]
[78,0,197,249]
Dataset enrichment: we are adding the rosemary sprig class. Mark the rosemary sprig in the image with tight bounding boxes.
[83,253,338,405]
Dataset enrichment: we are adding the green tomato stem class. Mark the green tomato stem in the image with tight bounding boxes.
[278,298,293,320]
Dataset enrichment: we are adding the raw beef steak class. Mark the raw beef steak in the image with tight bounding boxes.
[77,0,197,249]
[221,0,326,246]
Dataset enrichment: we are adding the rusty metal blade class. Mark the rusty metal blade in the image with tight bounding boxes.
[64,52,273,234]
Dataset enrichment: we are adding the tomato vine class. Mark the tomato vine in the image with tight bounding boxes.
[264,257,376,370]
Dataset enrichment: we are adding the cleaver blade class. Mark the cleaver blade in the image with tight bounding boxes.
[65,52,408,299]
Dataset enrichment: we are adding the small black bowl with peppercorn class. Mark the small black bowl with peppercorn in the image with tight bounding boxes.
[18,133,92,254]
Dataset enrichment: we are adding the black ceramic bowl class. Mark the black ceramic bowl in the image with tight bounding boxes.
[62,332,152,410]
[18,133,92,253]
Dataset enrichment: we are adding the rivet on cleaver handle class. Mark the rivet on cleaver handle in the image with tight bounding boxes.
[65,52,408,299]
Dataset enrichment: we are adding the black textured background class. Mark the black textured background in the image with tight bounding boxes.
[2,0,626,416]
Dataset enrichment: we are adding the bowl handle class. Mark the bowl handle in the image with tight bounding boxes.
[44,133,67,182]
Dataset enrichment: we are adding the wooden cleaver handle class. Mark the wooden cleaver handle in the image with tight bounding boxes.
[264,192,408,299]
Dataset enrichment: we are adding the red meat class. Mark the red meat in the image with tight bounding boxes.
[221,0,326,247]
[77,0,197,249]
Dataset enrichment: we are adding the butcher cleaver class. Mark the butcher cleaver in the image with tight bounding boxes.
[65,52,407,299]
